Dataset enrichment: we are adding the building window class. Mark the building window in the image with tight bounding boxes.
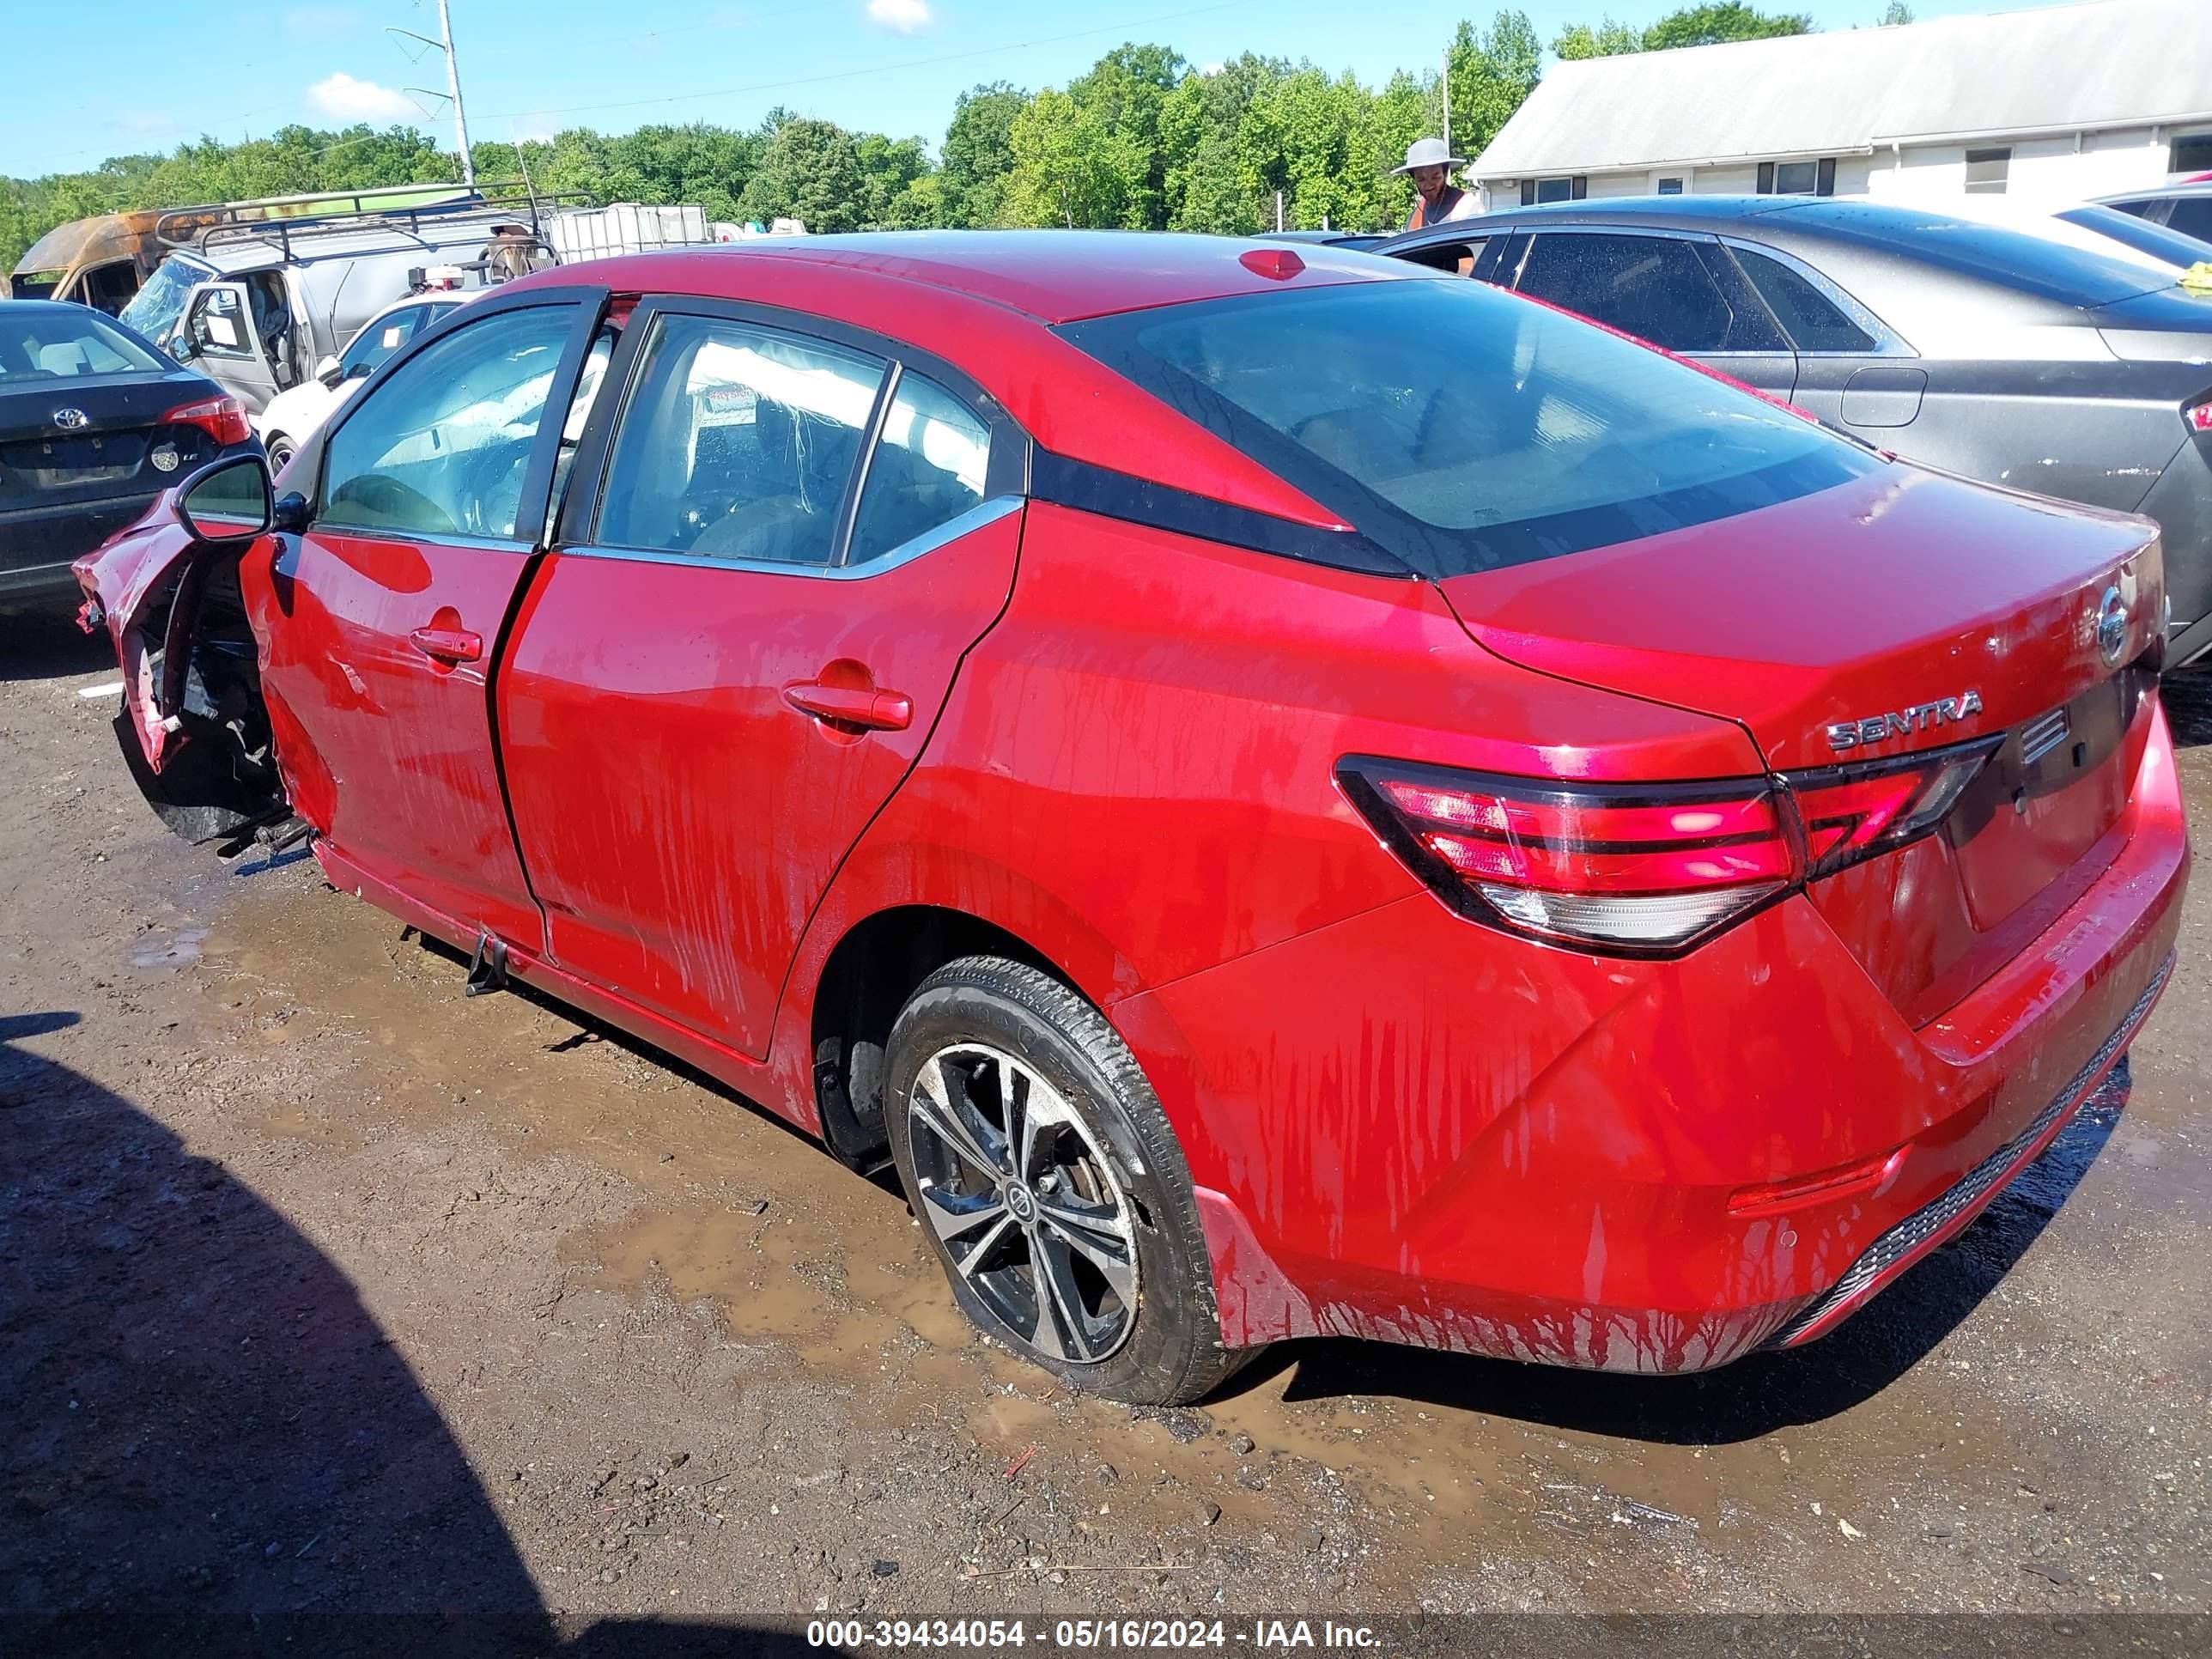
[1965,147,2011,193]
[1656,177,1685,195]
[1758,159,1837,197]
[1535,178,1573,203]
[2173,133,2212,174]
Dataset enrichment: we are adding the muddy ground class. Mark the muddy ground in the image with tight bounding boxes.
[2,610,2208,1647]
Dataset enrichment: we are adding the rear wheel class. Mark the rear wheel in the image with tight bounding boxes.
[884,956,1248,1406]
[265,434,295,471]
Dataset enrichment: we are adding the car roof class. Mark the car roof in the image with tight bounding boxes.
[498,230,1411,532]
[1395,192,2176,319]
[2098,180,2212,204]
[514,229,1408,326]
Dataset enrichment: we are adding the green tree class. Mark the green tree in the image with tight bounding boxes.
[739,117,866,232]
[1362,70,1435,231]
[1066,42,1187,229]
[1640,3,1813,51]
[1005,86,1132,228]
[1880,1,1913,22]
[1162,55,1285,233]
[854,133,933,229]
[1446,12,1541,162]
[1553,17,1643,58]
[939,82,1029,228]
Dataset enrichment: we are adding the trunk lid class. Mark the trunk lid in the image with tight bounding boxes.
[2087,283,2212,362]
[1437,464,2165,1022]
[0,371,224,509]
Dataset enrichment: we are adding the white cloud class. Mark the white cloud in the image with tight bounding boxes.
[307,72,419,123]
[866,0,931,33]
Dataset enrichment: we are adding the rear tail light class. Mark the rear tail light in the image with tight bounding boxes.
[1338,738,1999,957]
[1784,744,1995,881]
[161,395,252,447]
[2186,398,2212,434]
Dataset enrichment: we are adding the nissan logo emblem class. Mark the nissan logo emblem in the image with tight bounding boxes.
[2094,586,2128,666]
[52,407,89,431]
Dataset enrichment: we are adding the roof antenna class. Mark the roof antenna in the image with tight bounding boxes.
[509,119,542,220]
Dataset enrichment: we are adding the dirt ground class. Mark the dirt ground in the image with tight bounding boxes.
[3,609,2208,1650]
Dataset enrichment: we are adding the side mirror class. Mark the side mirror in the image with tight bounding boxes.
[174,454,273,544]
[316,355,343,389]
[273,489,312,533]
[167,333,197,362]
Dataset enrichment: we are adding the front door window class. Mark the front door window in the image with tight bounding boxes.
[319,304,575,542]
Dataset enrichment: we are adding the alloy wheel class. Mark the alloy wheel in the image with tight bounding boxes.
[905,1041,1139,1363]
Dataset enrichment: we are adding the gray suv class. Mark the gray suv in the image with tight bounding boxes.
[118,197,553,419]
[1376,197,2212,664]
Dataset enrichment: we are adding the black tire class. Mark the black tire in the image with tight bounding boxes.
[884,956,1250,1406]
[266,434,295,471]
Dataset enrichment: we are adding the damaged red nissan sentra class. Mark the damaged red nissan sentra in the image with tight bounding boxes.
[76,233,2188,1405]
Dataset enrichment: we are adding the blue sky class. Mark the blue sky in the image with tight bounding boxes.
[18,0,2066,178]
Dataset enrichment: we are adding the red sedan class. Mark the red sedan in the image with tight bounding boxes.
[77,234,2187,1405]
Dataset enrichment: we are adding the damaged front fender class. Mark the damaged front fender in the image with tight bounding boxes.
[72,463,288,842]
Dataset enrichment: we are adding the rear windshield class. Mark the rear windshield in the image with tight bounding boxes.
[0,306,166,382]
[2056,205,2212,270]
[1783,202,2170,306]
[1059,276,1871,575]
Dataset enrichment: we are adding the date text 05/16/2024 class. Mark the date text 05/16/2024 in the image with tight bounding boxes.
[805,1620,1382,1650]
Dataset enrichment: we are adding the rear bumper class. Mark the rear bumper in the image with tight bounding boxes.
[1769,950,2166,1348]
[0,493,159,599]
[1112,702,2190,1370]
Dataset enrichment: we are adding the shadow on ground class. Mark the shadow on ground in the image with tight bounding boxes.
[0,609,111,684]
[0,1012,830,1657]
[2160,672,2212,750]
[1247,1066,2130,1443]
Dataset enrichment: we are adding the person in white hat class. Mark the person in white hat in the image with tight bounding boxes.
[1393,137,1475,230]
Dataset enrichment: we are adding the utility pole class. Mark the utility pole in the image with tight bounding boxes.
[1433,49,1450,155]
[393,1,476,189]
[439,0,475,189]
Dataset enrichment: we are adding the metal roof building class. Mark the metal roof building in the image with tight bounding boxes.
[1468,0,2212,211]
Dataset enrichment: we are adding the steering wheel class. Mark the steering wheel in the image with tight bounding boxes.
[454,439,532,540]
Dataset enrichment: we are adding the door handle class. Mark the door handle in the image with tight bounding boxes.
[409,624,483,664]
[784,681,914,732]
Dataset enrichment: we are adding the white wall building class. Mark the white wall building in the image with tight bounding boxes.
[1468,0,2212,212]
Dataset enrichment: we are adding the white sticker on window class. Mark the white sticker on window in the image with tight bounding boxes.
[381,325,404,349]
[204,313,238,346]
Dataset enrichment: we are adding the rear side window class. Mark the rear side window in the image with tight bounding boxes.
[319,303,574,541]
[2167,198,2212,242]
[846,372,991,566]
[1397,238,1486,276]
[1514,233,1785,354]
[594,314,884,565]
[1730,249,1877,353]
[1059,276,1871,578]
[340,304,434,379]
